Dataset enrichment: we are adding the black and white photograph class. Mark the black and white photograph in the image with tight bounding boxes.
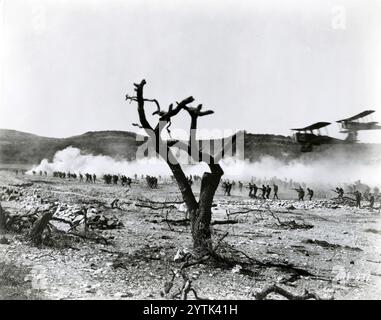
[0,0,381,307]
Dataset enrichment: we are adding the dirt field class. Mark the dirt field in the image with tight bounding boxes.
[1,170,380,300]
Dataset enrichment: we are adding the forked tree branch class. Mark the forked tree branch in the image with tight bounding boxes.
[130,80,153,131]
[126,80,226,209]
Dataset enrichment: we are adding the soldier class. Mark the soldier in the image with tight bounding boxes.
[79,173,83,182]
[227,181,232,196]
[222,181,228,195]
[261,185,266,199]
[93,174,96,183]
[307,188,314,200]
[153,176,158,188]
[253,183,258,198]
[266,185,271,199]
[103,174,112,184]
[294,187,305,201]
[354,190,362,208]
[248,183,253,197]
[273,183,279,199]
[369,194,375,209]
[238,181,243,193]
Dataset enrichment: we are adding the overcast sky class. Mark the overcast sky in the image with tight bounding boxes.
[1,0,381,142]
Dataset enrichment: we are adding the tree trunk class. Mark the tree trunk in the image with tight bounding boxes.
[29,206,57,245]
[190,171,222,255]
[191,207,212,255]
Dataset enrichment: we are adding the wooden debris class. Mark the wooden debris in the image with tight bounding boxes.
[28,205,58,245]
[255,284,333,300]
[303,239,362,251]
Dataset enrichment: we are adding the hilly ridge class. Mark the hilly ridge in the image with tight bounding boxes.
[0,129,144,165]
[0,129,380,166]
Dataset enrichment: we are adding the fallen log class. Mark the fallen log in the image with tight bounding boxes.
[211,220,238,225]
[255,284,332,300]
[137,198,184,205]
[51,217,74,226]
[136,203,177,210]
[302,239,362,252]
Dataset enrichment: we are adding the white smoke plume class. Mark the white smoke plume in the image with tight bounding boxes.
[28,146,381,188]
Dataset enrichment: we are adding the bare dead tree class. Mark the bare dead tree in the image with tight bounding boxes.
[126,79,237,256]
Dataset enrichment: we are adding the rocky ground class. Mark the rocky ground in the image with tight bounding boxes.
[0,171,380,300]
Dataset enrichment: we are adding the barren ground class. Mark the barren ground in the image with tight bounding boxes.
[1,170,380,300]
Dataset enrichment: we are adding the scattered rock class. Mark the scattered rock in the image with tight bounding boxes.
[173,248,190,262]
[231,264,242,274]
[115,292,133,298]
[0,236,10,244]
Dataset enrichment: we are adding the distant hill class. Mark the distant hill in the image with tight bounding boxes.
[0,129,144,165]
[0,129,380,166]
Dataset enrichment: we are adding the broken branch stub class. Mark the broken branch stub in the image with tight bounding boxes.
[28,205,59,245]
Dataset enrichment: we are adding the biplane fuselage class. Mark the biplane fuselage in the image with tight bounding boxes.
[291,121,340,152]
[340,121,381,132]
[293,132,341,152]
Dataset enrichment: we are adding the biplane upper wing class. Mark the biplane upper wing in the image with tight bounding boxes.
[336,110,375,123]
[291,122,331,131]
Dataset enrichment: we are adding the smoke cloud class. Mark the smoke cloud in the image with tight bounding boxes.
[28,146,381,187]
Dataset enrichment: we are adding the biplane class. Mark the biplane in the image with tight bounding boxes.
[291,122,342,152]
[336,110,381,142]
[291,110,380,152]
